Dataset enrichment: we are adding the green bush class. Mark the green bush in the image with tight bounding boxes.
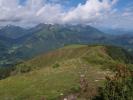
[52,63,60,68]
[70,84,81,93]
[16,63,31,74]
[94,65,133,100]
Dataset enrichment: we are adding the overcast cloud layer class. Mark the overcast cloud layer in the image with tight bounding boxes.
[0,0,132,29]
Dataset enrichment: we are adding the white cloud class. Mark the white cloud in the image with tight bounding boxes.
[62,0,116,24]
[36,4,63,24]
[0,0,132,29]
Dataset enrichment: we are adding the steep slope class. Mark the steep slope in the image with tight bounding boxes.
[0,45,132,100]
[0,36,16,67]
[0,35,24,67]
[0,25,28,39]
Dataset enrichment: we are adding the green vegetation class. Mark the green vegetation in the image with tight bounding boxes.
[52,63,60,68]
[0,24,133,69]
[0,45,132,100]
[94,64,133,100]
[0,67,15,79]
[106,46,133,63]
[0,24,133,99]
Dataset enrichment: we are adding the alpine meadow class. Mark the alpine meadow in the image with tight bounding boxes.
[0,0,133,100]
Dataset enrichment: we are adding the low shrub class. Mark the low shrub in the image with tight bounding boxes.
[52,63,60,68]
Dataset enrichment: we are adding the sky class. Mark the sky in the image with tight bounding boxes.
[0,0,133,30]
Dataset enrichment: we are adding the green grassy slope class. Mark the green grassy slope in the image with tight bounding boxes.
[0,45,132,100]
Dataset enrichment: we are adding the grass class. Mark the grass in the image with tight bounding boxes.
[0,45,132,100]
[0,59,105,100]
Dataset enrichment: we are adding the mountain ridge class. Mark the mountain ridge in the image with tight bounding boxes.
[0,24,133,67]
[0,45,132,100]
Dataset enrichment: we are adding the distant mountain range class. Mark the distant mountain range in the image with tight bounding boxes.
[100,28,133,35]
[0,24,133,67]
